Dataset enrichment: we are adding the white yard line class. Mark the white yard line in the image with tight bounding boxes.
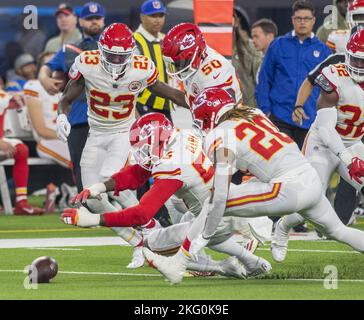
[0,269,363,283]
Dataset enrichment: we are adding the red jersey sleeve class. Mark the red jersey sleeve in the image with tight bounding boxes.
[112,164,151,195]
[103,179,183,227]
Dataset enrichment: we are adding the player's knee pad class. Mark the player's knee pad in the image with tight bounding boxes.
[14,143,29,160]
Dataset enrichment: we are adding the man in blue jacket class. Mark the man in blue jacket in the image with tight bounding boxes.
[256,0,331,150]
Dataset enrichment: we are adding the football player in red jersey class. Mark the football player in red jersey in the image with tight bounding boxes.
[273,28,364,261]
[56,23,188,269]
[61,112,273,279]
[162,23,242,106]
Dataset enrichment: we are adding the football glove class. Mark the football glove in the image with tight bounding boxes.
[349,157,364,185]
[61,207,100,227]
[56,114,71,142]
[71,183,106,205]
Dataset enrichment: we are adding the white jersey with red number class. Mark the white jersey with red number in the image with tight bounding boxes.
[319,63,364,144]
[326,29,350,54]
[151,130,214,216]
[23,80,61,133]
[69,50,158,132]
[204,110,309,183]
[184,46,243,106]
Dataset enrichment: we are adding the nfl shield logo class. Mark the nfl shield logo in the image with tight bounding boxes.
[89,4,98,13]
[313,50,320,58]
[153,1,161,9]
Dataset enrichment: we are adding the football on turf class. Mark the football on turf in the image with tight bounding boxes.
[29,256,58,283]
[52,70,67,92]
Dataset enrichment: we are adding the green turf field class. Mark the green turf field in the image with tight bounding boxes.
[0,210,364,300]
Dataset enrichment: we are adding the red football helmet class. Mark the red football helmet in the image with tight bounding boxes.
[346,28,364,82]
[347,0,364,28]
[162,23,207,81]
[129,113,174,170]
[191,87,235,134]
[98,23,136,78]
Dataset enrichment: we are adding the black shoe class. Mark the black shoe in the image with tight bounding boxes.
[293,223,308,233]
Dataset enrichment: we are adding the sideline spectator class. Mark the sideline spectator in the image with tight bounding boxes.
[251,19,278,55]
[38,2,105,192]
[44,4,82,53]
[24,52,72,169]
[256,0,331,149]
[232,6,262,108]
[6,54,37,91]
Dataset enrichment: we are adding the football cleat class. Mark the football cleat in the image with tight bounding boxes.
[217,256,247,279]
[143,248,188,284]
[271,217,289,262]
[126,246,145,269]
[245,257,272,278]
[14,200,45,216]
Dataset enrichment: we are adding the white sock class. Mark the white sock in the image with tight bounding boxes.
[209,237,258,269]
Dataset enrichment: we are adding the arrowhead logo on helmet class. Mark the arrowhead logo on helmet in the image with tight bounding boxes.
[180,34,196,51]
[162,23,207,81]
[129,113,174,170]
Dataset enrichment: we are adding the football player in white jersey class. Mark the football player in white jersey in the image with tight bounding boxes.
[24,52,71,168]
[139,88,364,284]
[272,28,364,261]
[57,23,188,268]
[326,0,364,53]
[61,112,272,279]
[162,22,243,107]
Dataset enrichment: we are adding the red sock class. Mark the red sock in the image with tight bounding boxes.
[13,143,29,203]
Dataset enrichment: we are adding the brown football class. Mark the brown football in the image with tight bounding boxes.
[52,70,67,92]
[29,256,58,283]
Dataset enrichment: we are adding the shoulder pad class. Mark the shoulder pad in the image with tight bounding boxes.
[315,73,335,93]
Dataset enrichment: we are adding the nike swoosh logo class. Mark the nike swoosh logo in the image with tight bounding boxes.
[213,73,221,79]
[22,207,34,214]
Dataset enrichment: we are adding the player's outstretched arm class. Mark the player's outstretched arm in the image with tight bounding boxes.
[71,164,151,205]
[149,80,189,109]
[202,147,234,239]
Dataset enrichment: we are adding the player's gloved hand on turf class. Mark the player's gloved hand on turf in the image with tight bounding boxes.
[56,114,71,142]
[348,157,364,184]
[70,183,106,205]
[61,207,100,227]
